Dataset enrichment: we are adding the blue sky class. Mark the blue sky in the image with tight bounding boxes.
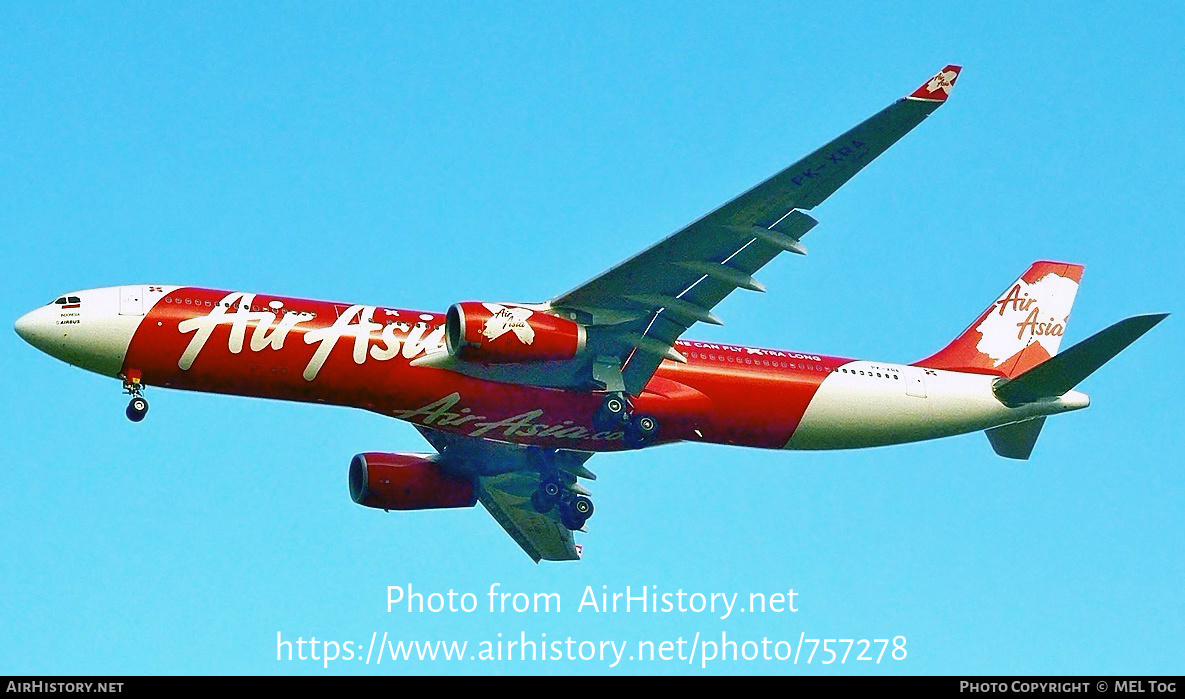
[2,2,1182,675]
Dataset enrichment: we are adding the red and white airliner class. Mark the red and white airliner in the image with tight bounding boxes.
[15,66,1166,561]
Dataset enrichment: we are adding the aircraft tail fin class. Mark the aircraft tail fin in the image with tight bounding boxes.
[993,313,1168,406]
[914,261,1084,379]
[985,417,1047,460]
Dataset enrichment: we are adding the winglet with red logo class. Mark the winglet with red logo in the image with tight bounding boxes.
[908,65,962,102]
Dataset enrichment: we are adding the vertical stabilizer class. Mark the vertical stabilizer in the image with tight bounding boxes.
[915,261,1084,379]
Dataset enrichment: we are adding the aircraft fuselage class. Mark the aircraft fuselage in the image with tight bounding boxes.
[14,284,1088,452]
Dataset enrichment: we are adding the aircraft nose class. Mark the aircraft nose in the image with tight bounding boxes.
[14,305,58,351]
[14,288,142,378]
[14,309,33,341]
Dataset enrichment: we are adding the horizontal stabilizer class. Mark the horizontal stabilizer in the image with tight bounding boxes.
[985,417,1046,460]
[994,313,1168,406]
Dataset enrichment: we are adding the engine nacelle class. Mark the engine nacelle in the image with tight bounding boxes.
[348,452,476,511]
[445,302,586,363]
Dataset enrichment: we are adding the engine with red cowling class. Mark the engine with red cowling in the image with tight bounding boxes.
[349,452,476,511]
[445,302,586,364]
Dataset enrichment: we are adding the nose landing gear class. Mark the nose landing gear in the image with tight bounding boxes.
[122,371,149,422]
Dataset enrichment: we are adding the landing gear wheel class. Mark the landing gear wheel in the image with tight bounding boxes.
[632,414,658,438]
[531,478,564,514]
[126,397,149,422]
[572,495,594,519]
[531,490,554,514]
[593,392,631,431]
[559,495,593,530]
[561,512,584,531]
[623,414,659,448]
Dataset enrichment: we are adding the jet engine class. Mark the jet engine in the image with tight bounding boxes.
[445,302,586,363]
[348,452,476,511]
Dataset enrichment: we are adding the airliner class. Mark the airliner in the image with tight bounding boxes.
[15,66,1166,561]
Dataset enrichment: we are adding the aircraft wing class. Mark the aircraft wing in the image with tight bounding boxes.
[551,65,962,394]
[415,426,594,562]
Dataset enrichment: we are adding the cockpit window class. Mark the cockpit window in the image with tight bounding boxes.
[67,296,80,304]
[54,297,67,304]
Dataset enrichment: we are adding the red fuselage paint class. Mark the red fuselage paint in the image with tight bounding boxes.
[122,288,846,451]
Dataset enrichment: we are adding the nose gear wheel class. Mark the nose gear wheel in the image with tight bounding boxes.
[122,372,149,422]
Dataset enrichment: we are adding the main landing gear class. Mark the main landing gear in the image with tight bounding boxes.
[531,474,595,531]
[524,447,598,531]
[593,391,659,448]
[123,371,149,422]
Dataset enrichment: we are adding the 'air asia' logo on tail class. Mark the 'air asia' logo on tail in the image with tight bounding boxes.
[975,273,1078,366]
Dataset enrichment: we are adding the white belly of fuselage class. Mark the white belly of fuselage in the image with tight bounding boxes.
[786,361,1088,450]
